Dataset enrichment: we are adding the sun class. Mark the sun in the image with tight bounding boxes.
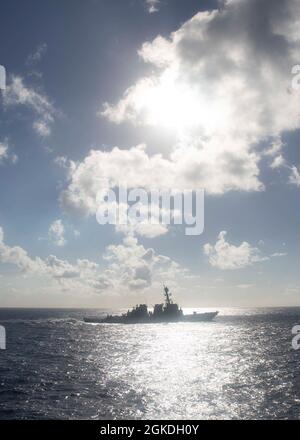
[132,69,226,135]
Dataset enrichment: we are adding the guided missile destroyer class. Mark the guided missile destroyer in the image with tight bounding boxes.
[84,286,218,324]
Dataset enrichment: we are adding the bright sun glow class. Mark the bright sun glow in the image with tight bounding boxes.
[133,70,229,134]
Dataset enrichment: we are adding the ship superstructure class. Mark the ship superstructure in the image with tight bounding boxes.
[84,286,218,324]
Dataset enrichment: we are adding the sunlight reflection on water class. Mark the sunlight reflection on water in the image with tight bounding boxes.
[0,308,300,419]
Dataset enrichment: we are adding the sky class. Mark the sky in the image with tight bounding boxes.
[1,0,300,308]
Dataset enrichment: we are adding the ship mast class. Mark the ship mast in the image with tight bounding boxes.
[163,285,172,305]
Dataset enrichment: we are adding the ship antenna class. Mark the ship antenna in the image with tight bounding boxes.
[163,284,172,305]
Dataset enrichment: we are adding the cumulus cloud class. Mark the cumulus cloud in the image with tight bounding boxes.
[0,140,18,165]
[100,0,300,193]
[203,231,269,270]
[0,226,98,290]
[60,0,300,223]
[99,235,183,292]
[4,75,57,137]
[204,231,287,270]
[33,120,51,137]
[289,165,300,186]
[270,252,288,257]
[26,43,47,65]
[145,0,160,14]
[0,225,100,290]
[0,142,8,162]
[0,141,9,163]
[0,226,184,295]
[116,223,168,239]
[60,142,261,220]
[105,0,300,136]
[48,219,66,247]
[0,227,44,273]
[270,155,285,169]
[54,155,70,169]
[265,137,285,157]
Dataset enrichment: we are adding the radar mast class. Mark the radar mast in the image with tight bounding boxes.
[163,285,172,305]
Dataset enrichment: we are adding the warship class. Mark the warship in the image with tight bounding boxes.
[84,286,218,324]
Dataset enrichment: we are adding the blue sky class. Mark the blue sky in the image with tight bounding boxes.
[1,0,300,308]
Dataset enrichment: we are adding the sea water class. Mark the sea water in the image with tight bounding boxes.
[0,307,300,420]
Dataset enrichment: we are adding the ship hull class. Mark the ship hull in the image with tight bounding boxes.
[182,312,219,322]
[84,311,218,324]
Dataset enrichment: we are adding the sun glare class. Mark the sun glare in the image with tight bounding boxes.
[134,70,227,135]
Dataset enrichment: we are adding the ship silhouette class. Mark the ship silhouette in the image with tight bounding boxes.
[84,286,218,324]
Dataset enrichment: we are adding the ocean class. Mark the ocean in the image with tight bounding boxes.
[0,307,300,420]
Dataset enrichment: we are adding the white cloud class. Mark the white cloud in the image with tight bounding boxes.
[10,153,18,164]
[116,223,168,239]
[99,235,184,292]
[0,140,18,165]
[289,165,300,186]
[26,43,47,65]
[145,0,160,14]
[0,225,185,295]
[100,0,300,193]
[48,219,66,247]
[265,137,285,157]
[0,225,100,289]
[0,227,44,273]
[33,120,51,137]
[265,137,300,181]
[203,231,268,270]
[270,252,288,257]
[54,155,69,168]
[0,142,8,162]
[270,155,285,169]
[4,75,57,137]
[60,142,262,219]
[43,145,54,154]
